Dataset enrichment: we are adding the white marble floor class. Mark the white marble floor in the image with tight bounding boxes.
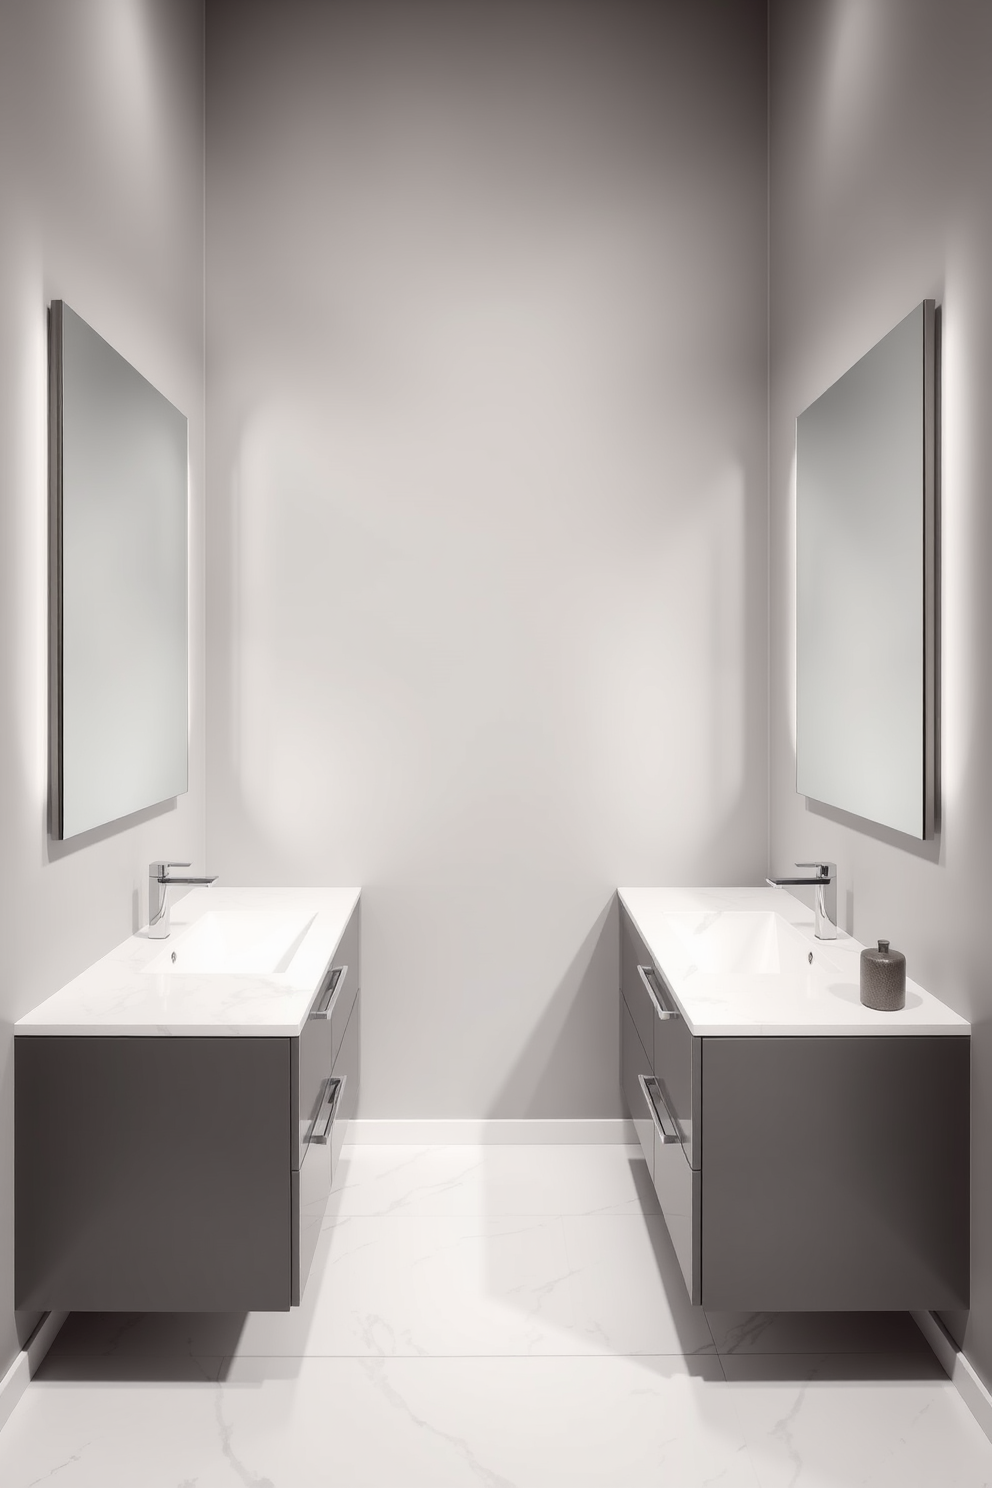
[2,1145,991,1486]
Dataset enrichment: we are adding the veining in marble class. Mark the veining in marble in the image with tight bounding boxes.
[620,886,969,1036]
[15,886,360,1036]
[1,1145,990,1487]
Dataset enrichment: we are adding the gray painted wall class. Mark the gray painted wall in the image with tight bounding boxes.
[205,0,769,1118]
[0,0,206,1378]
[768,0,992,1388]
[5,0,989,1413]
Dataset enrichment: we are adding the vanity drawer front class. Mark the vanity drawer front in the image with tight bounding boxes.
[651,1119,700,1304]
[621,999,653,1167]
[296,902,360,1167]
[638,1070,700,1303]
[653,1006,699,1169]
[330,902,360,1067]
[620,905,699,1168]
[294,1127,330,1305]
[333,986,360,1130]
[620,909,657,1062]
[324,988,361,1226]
[292,1072,346,1304]
[297,998,333,1167]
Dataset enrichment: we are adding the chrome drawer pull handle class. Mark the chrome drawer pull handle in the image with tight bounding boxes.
[637,964,678,1022]
[311,1076,345,1145]
[638,1074,681,1145]
[309,965,348,1021]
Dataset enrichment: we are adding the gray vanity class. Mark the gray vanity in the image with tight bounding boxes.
[619,887,970,1312]
[15,887,360,1313]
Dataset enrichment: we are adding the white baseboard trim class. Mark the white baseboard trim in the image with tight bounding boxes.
[347,1118,638,1145]
[913,1310,992,1445]
[0,1311,67,1435]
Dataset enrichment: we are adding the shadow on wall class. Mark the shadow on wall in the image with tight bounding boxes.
[485,895,619,1120]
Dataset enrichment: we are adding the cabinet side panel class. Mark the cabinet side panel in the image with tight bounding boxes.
[700,1035,969,1312]
[16,1036,292,1312]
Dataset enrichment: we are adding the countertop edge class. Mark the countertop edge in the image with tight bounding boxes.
[617,886,971,1037]
[15,886,362,1038]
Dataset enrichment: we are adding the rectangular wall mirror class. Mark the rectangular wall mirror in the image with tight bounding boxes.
[796,300,936,840]
[50,301,188,840]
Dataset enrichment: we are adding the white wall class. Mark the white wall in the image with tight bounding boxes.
[206,0,769,1117]
[0,0,205,1376]
[769,0,992,1389]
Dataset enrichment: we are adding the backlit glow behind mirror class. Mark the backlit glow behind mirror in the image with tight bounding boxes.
[50,301,188,840]
[796,301,936,839]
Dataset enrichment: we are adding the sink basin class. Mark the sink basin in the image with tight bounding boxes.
[145,910,316,975]
[658,910,836,978]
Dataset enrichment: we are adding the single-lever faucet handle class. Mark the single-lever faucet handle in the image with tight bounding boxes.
[766,861,838,940]
[147,861,216,939]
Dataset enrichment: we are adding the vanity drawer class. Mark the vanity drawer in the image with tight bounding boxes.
[651,1101,700,1305]
[292,1073,346,1304]
[621,905,700,1168]
[620,998,653,1167]
[330,903,360,1067]
[291,964,360,1300]
[295,902,360,1167]
[333,984,360,1128]
[640,1072,701,1303]
[297,994,333,1168]
[621,910,657,1061]
[653,994,699,1169]
[323,985,361,1227]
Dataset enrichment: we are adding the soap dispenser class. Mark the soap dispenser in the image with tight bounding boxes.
[860,940,906,1011]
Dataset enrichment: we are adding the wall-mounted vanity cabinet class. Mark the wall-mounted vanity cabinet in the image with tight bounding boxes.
[619,888,970,1312]
[15,888,360,1313]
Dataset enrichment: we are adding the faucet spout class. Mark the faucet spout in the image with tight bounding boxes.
[148,861,218,939]
[766,862,837,940]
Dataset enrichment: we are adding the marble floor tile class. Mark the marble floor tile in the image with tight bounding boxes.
[47,1210,708,1364]
[255,1213,582,1358]
[560,1214,715,1356]
[331,1144,660,1218]
[8,1146,991,1488]
[0,1355,748,1488]
[724,1371,992,1487]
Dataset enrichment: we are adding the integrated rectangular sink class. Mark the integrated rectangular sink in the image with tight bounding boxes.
[144,910,316,975]
[657,910,839,979]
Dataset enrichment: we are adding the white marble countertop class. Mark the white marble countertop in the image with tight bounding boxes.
[16,887,361,1037]
[619,886,969,1037]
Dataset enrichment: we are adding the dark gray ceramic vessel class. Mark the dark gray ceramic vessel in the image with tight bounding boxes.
[860,940,906,1011]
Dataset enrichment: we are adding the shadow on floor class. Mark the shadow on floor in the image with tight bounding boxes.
[633,1154,946,1386]
[36,1311,249,1382]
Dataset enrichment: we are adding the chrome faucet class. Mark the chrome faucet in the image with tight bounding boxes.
[148,861,218,939]
[766,861,837,940]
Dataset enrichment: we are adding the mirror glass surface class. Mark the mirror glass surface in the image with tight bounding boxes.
[796,302,934,839]
[52,302,188,840]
